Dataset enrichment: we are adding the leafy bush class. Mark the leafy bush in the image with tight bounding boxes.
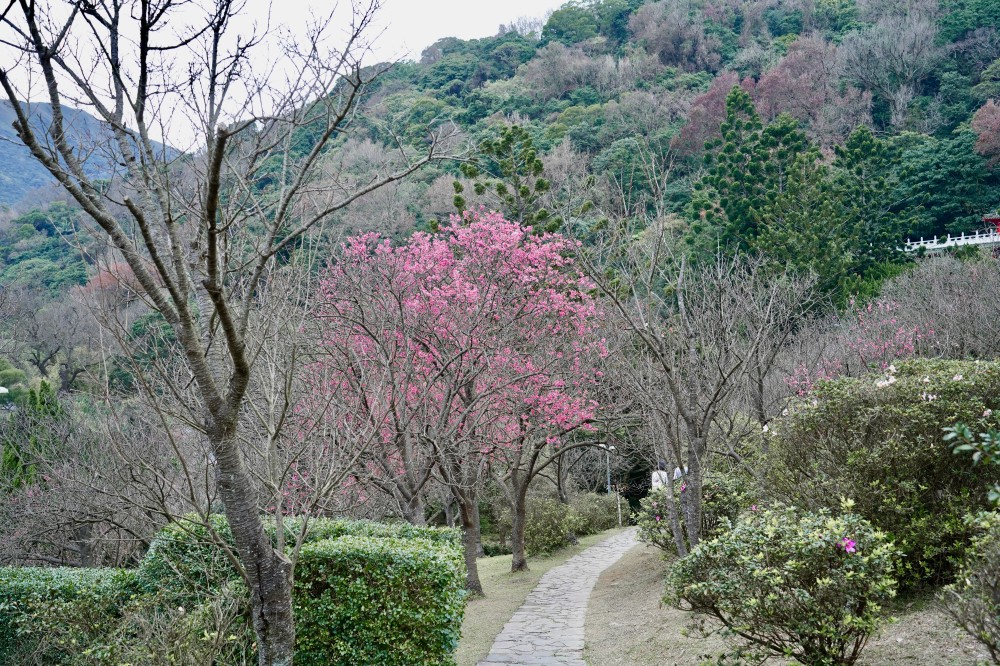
[136,514,236,606]
[1,516,464,665]
[294,536,465,666]
[668,505,897,665]
[635,487,679,553]
[942,512,1000,664]
[137,514,460,605]
[767,359,1000,586]
[0,567,138,665]
[636,469,759,554]
[566,492,619,536]
[523,497,571,556]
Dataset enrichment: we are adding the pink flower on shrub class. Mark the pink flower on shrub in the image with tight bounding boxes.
[750,505,759,512]
[655,515,661,522]
[839,537,857,554]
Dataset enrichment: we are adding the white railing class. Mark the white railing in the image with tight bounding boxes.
[904,229,1000,253]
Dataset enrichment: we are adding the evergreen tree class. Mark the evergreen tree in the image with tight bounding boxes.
[1,381,62,490]
[454,125,560,232]
[693,87,814,250]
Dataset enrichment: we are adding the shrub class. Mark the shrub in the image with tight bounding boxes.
[635,487,679,553]
[294,536,465,666]
[636,469,759,554]
[767,359,1000,587]
[1,517,465,666]
[0,567,138,665]
[136,513,236,606]
[668,505,897,666]
[523,497,571,556]
[135,515,464,665]
[567,492,619,536]
[137,514,461,605]
[942,512,1000,664]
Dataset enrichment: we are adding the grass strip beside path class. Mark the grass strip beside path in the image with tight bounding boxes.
[456,528,626,666]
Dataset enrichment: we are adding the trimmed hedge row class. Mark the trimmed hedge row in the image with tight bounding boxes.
[294,535,465,666]
[1,517,465,666]
[0,567,137,664]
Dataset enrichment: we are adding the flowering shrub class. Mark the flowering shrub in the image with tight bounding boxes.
[635,488,676,552]
[768,359,1000,587]
[941,512,1000,664]
[667,506,897,665]
[636,470,759,555]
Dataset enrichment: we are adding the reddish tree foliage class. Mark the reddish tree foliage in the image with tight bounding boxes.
[672,71,742,157]
[972,100,1000,166]
[755,36,872,146]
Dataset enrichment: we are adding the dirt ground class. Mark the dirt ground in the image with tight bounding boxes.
[584,543,991,666]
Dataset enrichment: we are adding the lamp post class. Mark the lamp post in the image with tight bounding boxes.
[600,443,615,495]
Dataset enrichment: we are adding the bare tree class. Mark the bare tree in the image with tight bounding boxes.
[0,1,456,663]
[840,13,941,128]
[580,216,816,555]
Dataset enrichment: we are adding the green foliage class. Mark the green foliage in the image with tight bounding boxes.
[767,359,1000,587]
[668,506,897,666]
[1,516,464,665]
[566,492,619,536]
[938,0,1000,43]
[294,535,465,666]
[941,511,1000,664]
[635,469,760,554]
[522,497,573,556]
[542,3,599,45]
[137,514,461,606]
[0,567,138,665]
[945,422,1000,505]
[1,381,62,489]
[896,129,1000,237]
[457,124,560,231]
[0,203,91,293]
[135,514,237,606]
[0,358,26,405]
[694,88,814,250]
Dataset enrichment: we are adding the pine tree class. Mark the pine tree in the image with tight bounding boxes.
[693,86,814,250]
[453,125,560,232]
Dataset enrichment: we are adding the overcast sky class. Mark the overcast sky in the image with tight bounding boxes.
[370,0,565,61]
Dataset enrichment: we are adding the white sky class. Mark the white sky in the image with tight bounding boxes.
[1,0,568,148]
[371,0,566,61]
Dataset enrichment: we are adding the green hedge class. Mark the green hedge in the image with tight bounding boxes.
[294,536,465,666]
[1,517,465,666]
[768,359,1000,587]
[0,567,137,664]
[137,514,461,605]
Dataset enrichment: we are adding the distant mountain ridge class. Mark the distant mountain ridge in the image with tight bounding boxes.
[0,101,172,206]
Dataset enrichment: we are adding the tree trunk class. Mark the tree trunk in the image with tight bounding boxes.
[683,440,705,550]
[457,491,484,595]
[213,429,295,666]
[510,486,529,572]
[401,490,426,525]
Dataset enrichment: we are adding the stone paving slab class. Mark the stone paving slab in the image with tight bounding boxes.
[477,527,639,666]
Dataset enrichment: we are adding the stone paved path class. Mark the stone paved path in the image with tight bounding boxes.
[477,527,639,666]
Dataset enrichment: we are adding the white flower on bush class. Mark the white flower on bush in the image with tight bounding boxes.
[920,392,937,402]
[984,409,993,418]
[875,375,896,389]
[953,374,964,381]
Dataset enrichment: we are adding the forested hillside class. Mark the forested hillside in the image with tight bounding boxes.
[2,2,1000,664]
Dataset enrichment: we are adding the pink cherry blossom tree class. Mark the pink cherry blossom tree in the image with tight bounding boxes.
[313,211,606,582]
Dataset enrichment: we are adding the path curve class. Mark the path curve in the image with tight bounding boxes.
[477,527,639,666]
